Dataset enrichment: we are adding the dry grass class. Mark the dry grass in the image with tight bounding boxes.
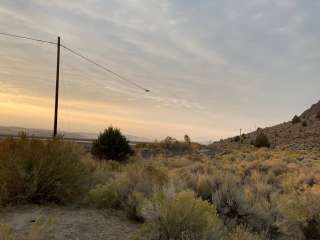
[86,143,320,239]
[1,137,320,239]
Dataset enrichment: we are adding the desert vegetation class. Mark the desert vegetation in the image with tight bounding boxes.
[0,135,89,205]
[253,132,270,148]
[135,136,202,158]
[1,132,320,239]
[91,126,134,162]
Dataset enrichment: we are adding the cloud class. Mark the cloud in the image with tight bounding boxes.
[0,0,319,140]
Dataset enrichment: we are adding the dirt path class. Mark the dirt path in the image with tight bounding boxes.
[0,205,140,240]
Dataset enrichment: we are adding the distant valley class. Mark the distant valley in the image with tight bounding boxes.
[0,126,151,142]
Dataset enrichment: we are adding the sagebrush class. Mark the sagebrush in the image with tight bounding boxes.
[0,136,89,205]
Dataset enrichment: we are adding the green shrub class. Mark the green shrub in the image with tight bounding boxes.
[0,137,89,205]
[276,189,320,239]
[91,127,133,162]
[197,172,276,235]
[89,163,169,220]
[88,183,119,208]
[125,191,146,221]
[211,175,250,226]
[135,190,223,240]
[254,133,270,148]
[292,115,301,124]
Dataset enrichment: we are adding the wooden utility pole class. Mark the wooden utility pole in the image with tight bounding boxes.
[53,36,60,137]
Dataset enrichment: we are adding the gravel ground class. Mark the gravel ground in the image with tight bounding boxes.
[0,205,140,240]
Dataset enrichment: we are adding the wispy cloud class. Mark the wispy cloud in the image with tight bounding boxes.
[0,0,319,140]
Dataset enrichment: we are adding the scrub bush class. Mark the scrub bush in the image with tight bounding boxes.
[135,190,223,240]
[0,136,89,205]
[91,127,133,162]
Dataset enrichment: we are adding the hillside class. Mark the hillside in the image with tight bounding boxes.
[215,100,320,150]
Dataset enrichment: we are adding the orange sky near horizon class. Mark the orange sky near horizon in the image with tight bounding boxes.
[0,90,235,141]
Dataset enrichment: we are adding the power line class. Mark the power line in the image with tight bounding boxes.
[0,32,150,92]
[0,32,56,45]
[61,44,150,92]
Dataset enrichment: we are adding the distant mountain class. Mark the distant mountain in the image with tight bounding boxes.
[214,100,320,150]
[0,126,151,143]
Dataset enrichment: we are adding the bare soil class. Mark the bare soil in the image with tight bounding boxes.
[0,205,140,240]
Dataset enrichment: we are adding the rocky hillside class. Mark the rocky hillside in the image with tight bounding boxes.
[216,100,320,150]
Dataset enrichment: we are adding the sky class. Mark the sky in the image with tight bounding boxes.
[0,0,319,142]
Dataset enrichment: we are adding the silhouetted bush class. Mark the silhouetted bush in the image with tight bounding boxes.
[302,121,308,127]
[292,115,301,124]
[234,136,241,142]
[91,127,133,162]
[0,136,89,205]
[184,134,191,144]
[254,133,270,148]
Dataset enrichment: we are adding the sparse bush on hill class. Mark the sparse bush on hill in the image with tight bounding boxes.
[316,111,320,120]
[254,133,270,148]
[184,134,191,144]
[0,136,89,205]
[302,121,308,127]
[292,115,301,124]
[234,136,241,142]
[91,127,133,162]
